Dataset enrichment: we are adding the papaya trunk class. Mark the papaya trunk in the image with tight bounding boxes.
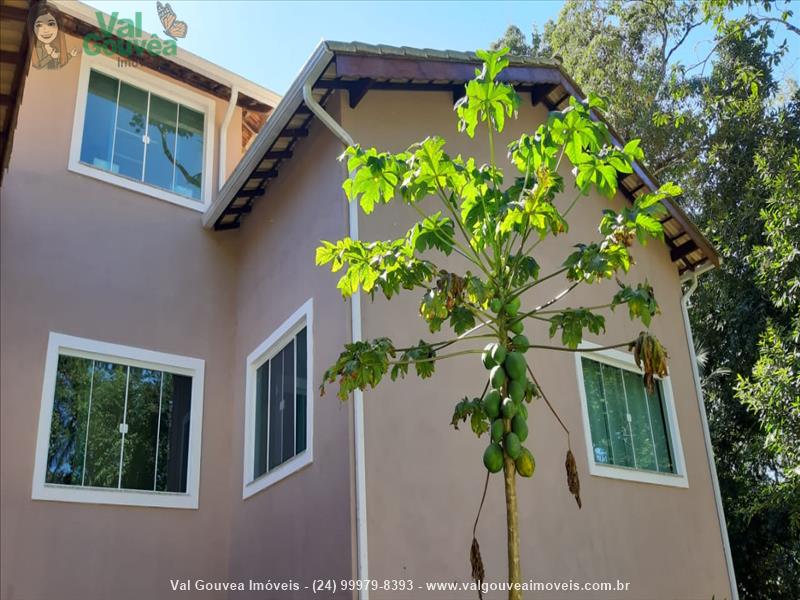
[503,454,523,600]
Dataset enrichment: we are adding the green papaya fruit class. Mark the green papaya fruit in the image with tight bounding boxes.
[490,365,507,389]
[504,432,522,460]
[483,443,504,473]
[511,414,528,442]
[490,343,507,365]
[509,320,524,335]
[489,298,503,314]
[481,344,496,369]
[490,418,504,443]
[504,296,521,316]
[518,401,528,419]
[512,334,530,352]
[515,447,535,477]
[501,397,517,419]
[482,390,501,419]
[508,379,525,403]
[504,351,527,381]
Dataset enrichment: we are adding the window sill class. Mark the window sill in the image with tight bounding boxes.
[589,462,689,488]
[67,161,208,213]
[32,483,199,509]
[242,450,313,500]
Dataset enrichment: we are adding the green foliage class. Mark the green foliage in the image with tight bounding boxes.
[319,46,674,417]
[737,318,800,476]
[456,48,520,137]
[548,309,606,349]
[612,280,660,327]
[317,47,679,595]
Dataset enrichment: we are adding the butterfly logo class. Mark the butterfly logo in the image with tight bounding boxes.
[157,2,188,40]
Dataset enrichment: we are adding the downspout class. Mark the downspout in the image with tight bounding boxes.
[218,84,239,190]
[680,264,738,600]
[303,81,370,598]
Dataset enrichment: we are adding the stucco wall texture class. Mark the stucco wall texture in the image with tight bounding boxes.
[1,38,729,600]
[0,45,353,600]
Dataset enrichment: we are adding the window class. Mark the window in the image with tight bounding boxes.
[244,299,313,498]
[69,55,214,211]
[32,333,205,508]
[575,344,687,487]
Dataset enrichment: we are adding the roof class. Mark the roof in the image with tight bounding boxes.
[211,39,718,275]
[0,0,37,183]
[52,0,281,112]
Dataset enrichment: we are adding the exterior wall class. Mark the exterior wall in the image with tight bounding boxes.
[0,37,248,600]
[341,90,731,598]
[225,97,354,594]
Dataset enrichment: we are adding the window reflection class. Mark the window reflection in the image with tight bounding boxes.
[79,69,204,201]
[45,355,192,493]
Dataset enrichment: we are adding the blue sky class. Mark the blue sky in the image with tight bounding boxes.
[86,0,798,95]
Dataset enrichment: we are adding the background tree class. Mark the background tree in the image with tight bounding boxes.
[316,50,679,599]
[492,1,799,597]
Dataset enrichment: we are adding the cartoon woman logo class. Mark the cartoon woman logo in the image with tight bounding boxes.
[29,4,78,70]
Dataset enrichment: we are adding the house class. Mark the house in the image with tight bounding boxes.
[0,1,737,599]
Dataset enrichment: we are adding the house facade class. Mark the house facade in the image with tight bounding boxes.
[1,2,735,599]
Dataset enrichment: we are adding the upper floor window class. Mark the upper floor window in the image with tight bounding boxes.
[575,344,687,487]
[243,299,314,499]
[69,56,214,211]
[32,333,205,509]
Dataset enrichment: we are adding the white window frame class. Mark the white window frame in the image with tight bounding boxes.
[574,341,688,488]
[32,332,205,509]
[243,298,314,499]
[68,53,216,212]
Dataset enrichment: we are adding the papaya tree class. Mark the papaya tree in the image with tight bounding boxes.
[316,48,674,599]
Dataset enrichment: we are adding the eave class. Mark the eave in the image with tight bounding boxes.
[0,0,39,184]
[205,41,720,275]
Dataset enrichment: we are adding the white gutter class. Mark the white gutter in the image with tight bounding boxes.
[204,42,332,227]
[302,67,369,600]
[218,85,239,191]
[223,40,369,595]
[680,263,738,600]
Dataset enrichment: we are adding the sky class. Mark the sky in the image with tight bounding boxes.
[85,0,799,96]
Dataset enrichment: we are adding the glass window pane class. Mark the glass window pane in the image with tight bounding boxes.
[281,341,295,464]
[80,70,119,170]
[143,94,178,192]
[623,370,657,471]
[112,82,148,180]
[267,352,283,471]
[254,362,270,478]
[174,105,204,200]
[600,363,635,468]
[581,358,612,465]
[46,356,94,485]
[155,373,192,493]
[295,328,307,454]
[83,362,127,488]
[120,368,161,490]
[648,385,675,473]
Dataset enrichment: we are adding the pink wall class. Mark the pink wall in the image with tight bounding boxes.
[224,98,354,594]
[2,44,238,600]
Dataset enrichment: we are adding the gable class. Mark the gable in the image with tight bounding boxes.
[206,41,719,276]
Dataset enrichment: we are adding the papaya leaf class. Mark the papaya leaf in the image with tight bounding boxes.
[612,280,660,327]
[548,309,606,349]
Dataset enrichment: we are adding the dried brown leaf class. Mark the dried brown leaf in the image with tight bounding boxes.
[470,536,485,599]
[566,449,582,509]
